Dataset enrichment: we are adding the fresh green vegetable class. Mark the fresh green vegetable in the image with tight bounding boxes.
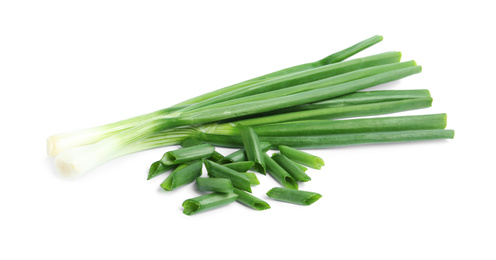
[179,138,225,162]
[161,144,215,165]
[233,188,270,211]
[182,192,239,215]
[241,172,260,185]
[279,145,325,169]
[160,161,202,191]
[204,160,252,193]
[271,153,311,182]
[147,161,174,180]
[263,154,298,189]
[266,187,322,206]
[219,142,271,164]
[222,161,255,172]
[195,177,234,193]
[238,125,266,174]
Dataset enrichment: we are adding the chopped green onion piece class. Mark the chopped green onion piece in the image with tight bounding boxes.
[241,172,260,185]
[161,144,215,165]
[180,138,225,162]
[182,192,238,215]
[204,160,252,193]
[223,161,255,172]
[233,188,270,211]
[147,161,174,180]
[160,161,203,191]
[266,187,322,206]
[219,142,271,164]
[292,161,308,172]
[238,125,266,174]
[271,153,311,182]
[263,154,298,189]
[279,145,325,170]
[196,177,233,193]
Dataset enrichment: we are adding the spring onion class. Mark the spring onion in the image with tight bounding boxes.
[233,188,270,211]
[266,187,322,206]
[195,177,234,193]
[179,138,225,162]
[238,125,266,174]
[271,153,311,182]
[204,160,252,193]
[147,161,174,180]
[278,145,325,170]
[222,161,255,172]
[160,161,202,191]
[182,192,239,215]
[241,172,260,185]
[161,144,215,165]
[263,154,298,189]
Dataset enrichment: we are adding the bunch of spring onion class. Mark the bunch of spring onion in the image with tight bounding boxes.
[47,35,454,178]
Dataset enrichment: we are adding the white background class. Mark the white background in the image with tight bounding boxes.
[1,1,495,259]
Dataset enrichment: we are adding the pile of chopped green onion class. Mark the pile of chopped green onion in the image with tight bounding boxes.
[47,35,454,214]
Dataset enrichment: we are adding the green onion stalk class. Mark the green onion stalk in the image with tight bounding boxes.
[54,64,423,177]
[47,35,383,157]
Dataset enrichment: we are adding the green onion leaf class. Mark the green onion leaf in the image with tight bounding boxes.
[160,161,203,191]
[203,160,252,193]
[196,177,234,193]
[266,187,322,206]
[182,192,238,215]
[233,188,270,211]
[263,154,298,189]
[161,144,215,165]
[279,145,325,170]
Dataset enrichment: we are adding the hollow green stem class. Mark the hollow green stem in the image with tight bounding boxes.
[182,192,238,215]
[196,177,234,193]
[160,161,203,191]
[147,161,174,180]
[180,138,225,162]
[263,154,298,189]
[161,144,215,165]
[233,188,271,211]
[204,160,252,192]
[238,125,266,174]
[223,161,255,172]
[279,145,325,170]
[266,187,322,206]
[271,153,311,182]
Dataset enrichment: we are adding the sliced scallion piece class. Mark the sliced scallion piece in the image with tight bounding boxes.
[203,160,252,193]
[238,125,266,174]
[266,187,322,206]
[182,192,238,215]
[279,145,325,170]
[241,172,260,185]
[195,177,233,193]
[263,154,298,189]
[179,138,225,162]
[161,144,215,165]
[233,188,270,211]
[271,153,311,182]
[147,161,174,180]
[223,161,255,172]
[160,161,202,191]
[219,142,271,164]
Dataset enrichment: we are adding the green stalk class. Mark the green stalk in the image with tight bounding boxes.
[263,154,299,189]
[219,142,271,164]
[147,161,174,180]
[248,114,447,136]
[161,144,215,165]
[204,160,252,193]
[182,192,238,215]
[196,177,234,193]
[184,53,405,112]
[266,187,322,206]
[271,153,311,182]
[223,161,255,172]
[233,188,271,211]
[174,35,383,107]
[180,138,225,162]
[241,172,260,185]
[235,98,432,126]
[238,125,266,174]
[194,129,455,149]
[160,161,203,191]
[279,145,325,170]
